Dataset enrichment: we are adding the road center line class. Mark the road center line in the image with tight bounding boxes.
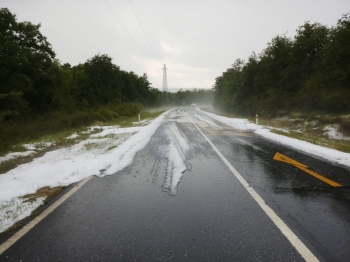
[187,112,319,262]
[0,176,93,255]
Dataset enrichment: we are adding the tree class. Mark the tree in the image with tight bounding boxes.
[81,54,123,106]
[0,8,57,119]
[212,14,350,115]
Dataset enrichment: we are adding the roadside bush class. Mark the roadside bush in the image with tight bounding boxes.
[111,103,142,117]
[0,103,142,156]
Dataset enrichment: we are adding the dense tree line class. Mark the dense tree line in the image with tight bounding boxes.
[213,14,350,115]
[167,89,214,106]
[0,8,162,124]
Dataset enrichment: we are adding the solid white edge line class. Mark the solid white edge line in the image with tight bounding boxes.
[0,176,93,255]
[187,112,319,262]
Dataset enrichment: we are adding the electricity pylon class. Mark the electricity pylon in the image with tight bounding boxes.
[162,64,168,105]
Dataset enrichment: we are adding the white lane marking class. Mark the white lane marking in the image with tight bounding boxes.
[187,112,318,262]
[0,176,93,255]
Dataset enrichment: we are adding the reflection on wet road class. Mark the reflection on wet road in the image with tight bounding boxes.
[1,108,350,261]
[195,109,350,262]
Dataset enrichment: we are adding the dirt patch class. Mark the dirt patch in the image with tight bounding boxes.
[1,186,64,235]
[22,186,63,202]
[2,221,24,234]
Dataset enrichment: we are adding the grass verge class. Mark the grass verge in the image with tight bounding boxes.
[0,103,144,156]
[0,105,164,173]
[251,113,350,153]
[201,106,350,154]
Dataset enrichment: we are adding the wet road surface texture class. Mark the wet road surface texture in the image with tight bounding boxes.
[1,108,350,261]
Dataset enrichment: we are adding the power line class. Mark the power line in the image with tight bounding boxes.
[127,0,160,60]
[103,0,146,56]
[128,0,144,33]
[103,0,163,90]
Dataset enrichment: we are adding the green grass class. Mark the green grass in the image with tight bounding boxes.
[11,144,27,152]
[107,145,117,151]
[83,142,100,151]
[0,106,164,174]
[248,113,350,153]
[201,108,350,154]
[272,129,350,153]
[106,110,163,127]
[0,104,165,157]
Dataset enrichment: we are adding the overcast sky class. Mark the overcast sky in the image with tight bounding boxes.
[2,0,350,91]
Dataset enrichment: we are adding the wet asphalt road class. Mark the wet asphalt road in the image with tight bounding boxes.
[1,108,350,262]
